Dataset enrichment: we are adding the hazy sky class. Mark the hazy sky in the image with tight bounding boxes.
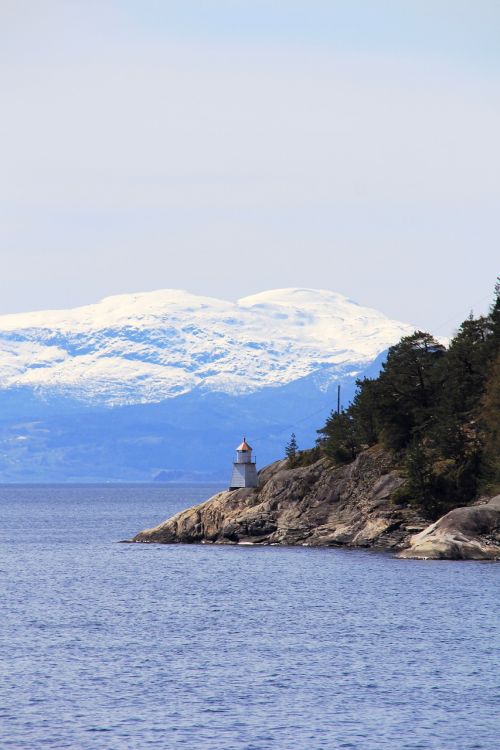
[1,1,499,335]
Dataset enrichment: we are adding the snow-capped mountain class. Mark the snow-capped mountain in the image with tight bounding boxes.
[0,288,413,406]
[0,288,416,481]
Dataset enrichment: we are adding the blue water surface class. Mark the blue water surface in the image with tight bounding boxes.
[0,484,499,750]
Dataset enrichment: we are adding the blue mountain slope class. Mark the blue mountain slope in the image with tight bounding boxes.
[0,289,413,482]
[0,355,388,482]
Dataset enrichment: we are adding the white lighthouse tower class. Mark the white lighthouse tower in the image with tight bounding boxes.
[229,437,258,489]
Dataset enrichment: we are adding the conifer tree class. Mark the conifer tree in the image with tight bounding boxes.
[375,331,445,450]
[433,314,490,460]
[349,378,380,446]
[486,276,500,360]
[481,350,500,492]
[314,276,500,514]
[404,440,436,515]
[285,433,298,465]
[317,410,360,463]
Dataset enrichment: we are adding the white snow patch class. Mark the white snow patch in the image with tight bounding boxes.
[0,288,415,405]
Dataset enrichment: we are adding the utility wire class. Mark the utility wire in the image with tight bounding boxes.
[248,284,498,450]
[251,288,497,443]
[425,293,493,336]
[251,403,333,442]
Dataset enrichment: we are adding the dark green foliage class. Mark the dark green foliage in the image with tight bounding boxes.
[317,410,361,463]
[486,276,500,360]
[285,433,298,466]
[399,440,482,520]
[426,314,490,505]
[403,440,437,515]
[481,278,500,492]
[434,315,490,442]
[292,445,322,468]
[375,331,446,450]
[481,351,500,493]
[317,279,500,517]
[349,378,380,446]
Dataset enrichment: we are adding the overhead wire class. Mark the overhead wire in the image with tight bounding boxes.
[249,288,497,444]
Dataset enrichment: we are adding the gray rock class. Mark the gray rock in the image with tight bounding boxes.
[132,451,500,560]
[398,496,500,560]
[132,447,416,550]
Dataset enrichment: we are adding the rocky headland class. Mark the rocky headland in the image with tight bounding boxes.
[132,447,500,560]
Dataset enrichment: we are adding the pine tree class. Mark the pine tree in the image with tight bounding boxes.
[285,433,298,465]
[481,350,500,492]
[317,410,360,463]
[314,276,500,513]
[432,314,490,460]
[375,331,446,450]
[404,440,437,516]
[350,378,380,446]
[486,276,500,360]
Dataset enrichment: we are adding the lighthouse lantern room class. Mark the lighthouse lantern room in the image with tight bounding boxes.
[229,437,258,489]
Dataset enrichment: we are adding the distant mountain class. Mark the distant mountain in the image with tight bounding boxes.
[0,289,414,481]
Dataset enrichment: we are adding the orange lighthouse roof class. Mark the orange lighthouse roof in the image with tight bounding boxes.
[236,437,252,451]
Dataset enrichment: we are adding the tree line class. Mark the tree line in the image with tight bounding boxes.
[311,279,500,518]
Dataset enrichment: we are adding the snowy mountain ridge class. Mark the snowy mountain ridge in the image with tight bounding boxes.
[0,288,414,406]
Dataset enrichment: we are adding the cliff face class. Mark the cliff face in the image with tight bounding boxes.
[133,446,427,550]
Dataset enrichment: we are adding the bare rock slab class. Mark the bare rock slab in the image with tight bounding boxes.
[398,496,500,560]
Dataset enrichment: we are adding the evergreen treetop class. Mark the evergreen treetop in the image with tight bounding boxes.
[316,279,500,518]
[285,433,298,465]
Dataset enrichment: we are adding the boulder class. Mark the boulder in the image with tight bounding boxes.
[398,495,500,560]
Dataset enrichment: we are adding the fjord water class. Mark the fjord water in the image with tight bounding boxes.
[1,486,498,750]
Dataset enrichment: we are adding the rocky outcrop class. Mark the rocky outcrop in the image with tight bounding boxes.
[132,448,500,559]
[398,495,500,560]
[132,446,429,551]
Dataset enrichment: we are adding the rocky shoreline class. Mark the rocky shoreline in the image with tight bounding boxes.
[399,495,500,560]
[132,446,500,560]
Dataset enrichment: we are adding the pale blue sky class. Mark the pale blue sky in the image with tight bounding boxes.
[1,1,499,334]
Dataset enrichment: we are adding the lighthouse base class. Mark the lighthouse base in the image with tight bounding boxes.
[230,462,258,489]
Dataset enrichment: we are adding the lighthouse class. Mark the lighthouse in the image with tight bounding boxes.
[229,437,258,489]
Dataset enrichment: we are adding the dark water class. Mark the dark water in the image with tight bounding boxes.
[0,485,499,750]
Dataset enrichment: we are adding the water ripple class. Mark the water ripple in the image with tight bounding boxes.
[0,484,499,749]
